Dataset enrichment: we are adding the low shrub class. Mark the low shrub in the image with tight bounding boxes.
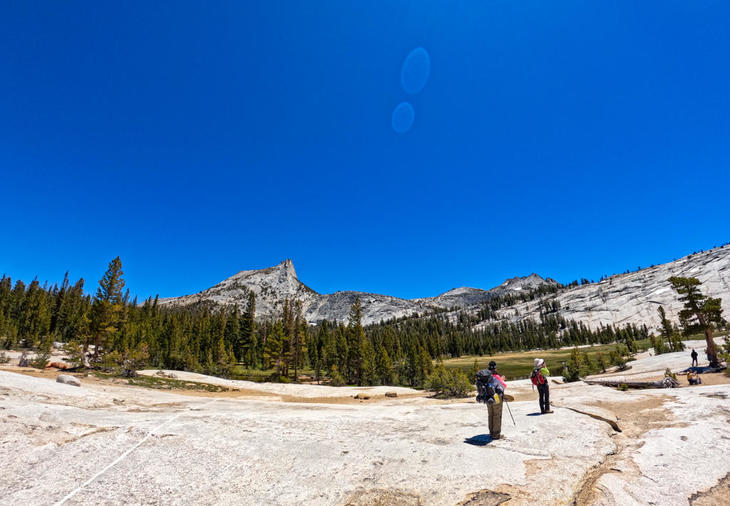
[63,340,85,368]
[562,348,582,382]
[29,351,50,369]
[427,365,472,398]
[328,365,346,386]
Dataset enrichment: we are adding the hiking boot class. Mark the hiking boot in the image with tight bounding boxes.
[544,410,554,414]
[490,434,501,440]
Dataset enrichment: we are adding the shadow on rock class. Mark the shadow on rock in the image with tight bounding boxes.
[458,489,511,505]
[464,434,493,446]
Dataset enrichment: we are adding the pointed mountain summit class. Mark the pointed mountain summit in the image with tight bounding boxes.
[159,259,319,318]
[161,261,559,324]
[160,259,441,324]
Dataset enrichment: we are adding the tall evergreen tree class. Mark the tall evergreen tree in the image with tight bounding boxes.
[657,306,673,343]
[225,305,241,360]
[346,298,365,384]
[264,320,285,373]
[292,300,306,383]
[240,291,257,366]
[374,344,393,385]
[669,277,724,366]
[282,299,294,377]
[360,338,376,385]
[88,257,126,361]
[657,305,684,352]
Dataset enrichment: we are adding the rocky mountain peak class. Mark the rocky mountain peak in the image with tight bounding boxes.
[501,273,541,285]
[275,259,297,280]
[232,258,298,282]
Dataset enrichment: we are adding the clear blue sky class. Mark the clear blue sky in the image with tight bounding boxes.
[1,1,729,300]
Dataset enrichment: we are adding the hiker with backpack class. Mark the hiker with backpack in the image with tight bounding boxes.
[531,358,553,414]
[475,361,507,440]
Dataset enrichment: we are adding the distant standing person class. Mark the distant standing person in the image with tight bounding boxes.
[691,349,698,367]
[531,358,553,414]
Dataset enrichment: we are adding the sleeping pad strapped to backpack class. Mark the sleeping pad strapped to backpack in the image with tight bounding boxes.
[475,369,497,404]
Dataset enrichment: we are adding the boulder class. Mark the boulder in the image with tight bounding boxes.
[385,392,398,398]
[56,374,81,387]
[18,353,30,367]
[354,393,371,400]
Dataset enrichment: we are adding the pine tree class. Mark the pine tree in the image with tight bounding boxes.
[375,344,394,385]
[346,298,365,385]
[669,277,724,366]
[405,343,419,386]
[215,337,233,375]
[657,305,683,353]
[470,359,480,380]
[360,338,376,385]
[581,351,593,375]
[18,279,51,348]
[309,321,327,382]
[563,348,582,382]
[334,324,348,374]
[282,299,294,377]
[88,257,126,362]
[658,306,672,343]
[264,320,284,373]
[292,300,306,383]
[225,305,241,361]
[419,346,433,386]
[240,291,257,367]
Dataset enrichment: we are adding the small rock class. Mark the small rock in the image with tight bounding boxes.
[385,392,398,398]
[57,374,81,387]
[354,393,370,400]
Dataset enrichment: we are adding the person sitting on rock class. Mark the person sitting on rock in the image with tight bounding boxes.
[687,370,702,385]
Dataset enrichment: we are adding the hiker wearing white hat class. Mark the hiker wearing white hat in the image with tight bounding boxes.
[530,358,553,414]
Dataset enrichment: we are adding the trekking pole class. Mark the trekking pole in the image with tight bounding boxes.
[504,398,516,426]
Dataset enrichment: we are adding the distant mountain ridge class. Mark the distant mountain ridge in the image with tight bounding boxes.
[470,245,730,333]
[159,245,730,331]
[159,261,556,325]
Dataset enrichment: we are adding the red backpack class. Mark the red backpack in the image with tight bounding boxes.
[530,368,546,386]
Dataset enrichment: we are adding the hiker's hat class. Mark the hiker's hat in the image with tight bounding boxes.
[534,358,544,367]
[488,360,497,371]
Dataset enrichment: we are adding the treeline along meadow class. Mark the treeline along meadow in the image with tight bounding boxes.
[0,257,649,386]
